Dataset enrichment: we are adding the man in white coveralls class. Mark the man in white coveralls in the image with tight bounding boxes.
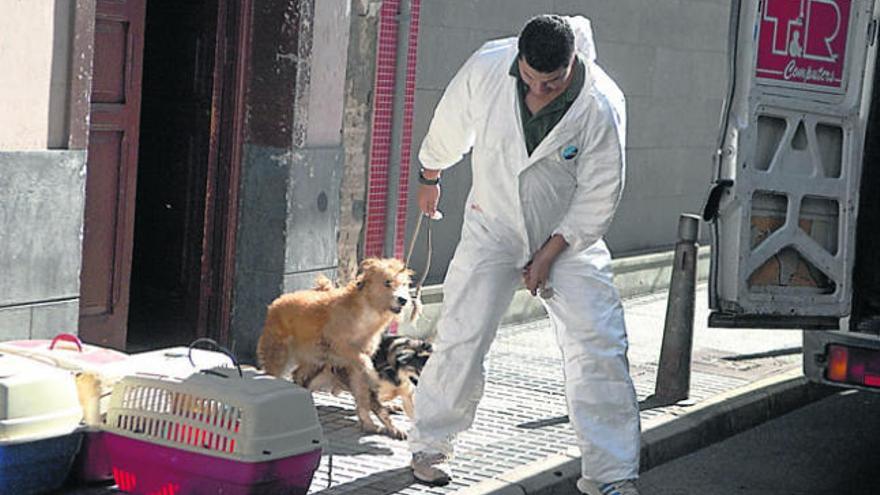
[409,15,641,495]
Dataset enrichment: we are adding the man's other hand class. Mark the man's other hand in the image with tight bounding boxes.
[523,234,569,296]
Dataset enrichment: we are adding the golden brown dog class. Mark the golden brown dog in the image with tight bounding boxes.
[257,258,413,438]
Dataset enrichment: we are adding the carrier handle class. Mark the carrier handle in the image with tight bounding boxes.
[187,338,243,378]
[49,333,83,352]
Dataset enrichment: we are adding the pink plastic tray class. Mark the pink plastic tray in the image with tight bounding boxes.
[106,433,321,495]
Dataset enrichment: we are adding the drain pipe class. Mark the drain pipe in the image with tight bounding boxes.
[363,0,402,258]
[383,0,411,258]
[390,0,421,259]
[363,0,422,259]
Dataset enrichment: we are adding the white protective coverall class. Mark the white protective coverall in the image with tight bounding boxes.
[408,16,640,483]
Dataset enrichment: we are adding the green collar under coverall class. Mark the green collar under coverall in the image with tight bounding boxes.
[509,54,586,156]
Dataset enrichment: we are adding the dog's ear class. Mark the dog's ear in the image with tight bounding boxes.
[359,258,380,273]
[313,274,334,291]
[356,259,378,289]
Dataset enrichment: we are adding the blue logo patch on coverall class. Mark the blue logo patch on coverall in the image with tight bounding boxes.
[561,145,579,160]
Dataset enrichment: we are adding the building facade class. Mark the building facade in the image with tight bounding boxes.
[0,0,728,360]
[0,0,367,362]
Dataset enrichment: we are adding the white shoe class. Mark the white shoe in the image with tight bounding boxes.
[410,451,451,486]
[577,477,640,495]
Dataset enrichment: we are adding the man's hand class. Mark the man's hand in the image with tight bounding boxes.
[417,184,440,217]
[523,234,569,296]
[417,169,442,217]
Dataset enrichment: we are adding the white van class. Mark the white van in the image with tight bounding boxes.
[705,0,880,390]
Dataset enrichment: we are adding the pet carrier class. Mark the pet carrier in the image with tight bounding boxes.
[0,334,238,482]
[0,333,132,482]
[74,339,239,483]
[0,333,130,420]
[0,351,83,494]
[104,360,324,495]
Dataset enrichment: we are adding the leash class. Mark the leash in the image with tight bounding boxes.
[405,210,555,302]
[326,214,436,488]
[405,212,434,302]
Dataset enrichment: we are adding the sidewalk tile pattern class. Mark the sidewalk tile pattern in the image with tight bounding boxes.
[307,318,795,494]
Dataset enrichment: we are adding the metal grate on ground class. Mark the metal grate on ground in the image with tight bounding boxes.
[307,318,797,494]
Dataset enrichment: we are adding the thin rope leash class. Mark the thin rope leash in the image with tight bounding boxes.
[404,212,433,301]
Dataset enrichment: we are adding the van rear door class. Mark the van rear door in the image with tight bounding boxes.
[705,0,878,329]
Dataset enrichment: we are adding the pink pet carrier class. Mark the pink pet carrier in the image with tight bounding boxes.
[104,357,324,494]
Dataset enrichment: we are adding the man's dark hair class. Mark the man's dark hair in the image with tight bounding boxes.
[517,15,575,73]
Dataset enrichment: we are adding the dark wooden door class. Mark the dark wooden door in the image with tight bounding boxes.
[78,0,147,349]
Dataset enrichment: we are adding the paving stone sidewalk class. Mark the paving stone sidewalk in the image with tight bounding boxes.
[59,284,802,495]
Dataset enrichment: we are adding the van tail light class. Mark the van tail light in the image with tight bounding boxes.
[826,344,880,388]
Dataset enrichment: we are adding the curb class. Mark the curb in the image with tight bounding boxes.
[400,246,711,339]
[452,369,836,495]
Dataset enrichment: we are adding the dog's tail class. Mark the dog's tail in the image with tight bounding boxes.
[313,274,334,291]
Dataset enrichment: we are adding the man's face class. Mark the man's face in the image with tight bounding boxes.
[517,56,574,97]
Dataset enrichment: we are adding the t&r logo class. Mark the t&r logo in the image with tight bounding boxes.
[755,0,852,91]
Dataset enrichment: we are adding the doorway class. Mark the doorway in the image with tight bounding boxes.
[126,0,235,351]
[79,0,247,351]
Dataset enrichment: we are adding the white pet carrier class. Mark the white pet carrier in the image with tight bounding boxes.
[0,352,82,442]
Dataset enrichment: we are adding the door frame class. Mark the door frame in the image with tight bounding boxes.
[196,0,252,346]
[67,0,98,151]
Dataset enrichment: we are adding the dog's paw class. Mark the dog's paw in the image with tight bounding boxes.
[384,426,407,441]
[359,422,383,435]
[360,422,406,440]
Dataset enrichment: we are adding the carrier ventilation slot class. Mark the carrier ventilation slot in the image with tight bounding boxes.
[116,385,242,453]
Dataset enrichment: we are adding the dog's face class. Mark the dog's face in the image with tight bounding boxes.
[357,258,413,315]
[377,336,432,387]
